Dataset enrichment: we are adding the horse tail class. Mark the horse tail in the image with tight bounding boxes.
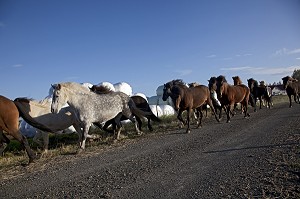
[149,112,161,122]
[13,101,53,132]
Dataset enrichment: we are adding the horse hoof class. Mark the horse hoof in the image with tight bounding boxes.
[186,130,191,134]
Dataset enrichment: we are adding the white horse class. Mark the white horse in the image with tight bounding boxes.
[50,82,151,150]
[14,97,98,152]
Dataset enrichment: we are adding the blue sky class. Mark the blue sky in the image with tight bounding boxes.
[1,0,300,100]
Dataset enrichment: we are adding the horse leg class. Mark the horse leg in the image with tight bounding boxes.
[0,130,10,155]
[113,113,125,140]
[33,130,49,152]
[186,109,191,134]
[289,95,292,108]
[196,107,203,128]
[135,115,143,132]
[79,124,90,150]
[14,130,36,163]
[176,110,185,128]
[207,99,220,122]
[226,104,233,123]
[147,117,153,131]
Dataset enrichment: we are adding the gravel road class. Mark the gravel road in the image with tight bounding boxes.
[0,103,299,198]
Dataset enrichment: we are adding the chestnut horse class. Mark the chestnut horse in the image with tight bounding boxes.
[90,85,161,132]
[216,76,250,123]
[0,95,38,163]
[282,76,300,107]
[162,79,219,133]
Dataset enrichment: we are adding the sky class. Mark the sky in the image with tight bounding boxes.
[1,0,300,100]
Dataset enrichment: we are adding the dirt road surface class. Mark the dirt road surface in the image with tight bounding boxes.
[0,103,299,198]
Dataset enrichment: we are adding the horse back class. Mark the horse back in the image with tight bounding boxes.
[228,84,250,103]
[189,85,210,108]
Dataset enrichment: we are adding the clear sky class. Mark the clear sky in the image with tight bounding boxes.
[1,0,300,100]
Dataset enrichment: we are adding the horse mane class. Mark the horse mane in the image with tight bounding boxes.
[90,85,114,94]
[14,97,32,103]
[59,82,90,94]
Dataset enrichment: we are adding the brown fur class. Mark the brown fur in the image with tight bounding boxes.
[282,76,300,107]
[163,79,219,133]
[216,75,250,122]
[0,95,36,163]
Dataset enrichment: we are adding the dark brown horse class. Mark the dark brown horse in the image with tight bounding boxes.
[0,95,36,163]
[247,78,272,110]
[216,76,250,123]
[162,79,220,133]
[90,85,160,133]
[282,76,300,107]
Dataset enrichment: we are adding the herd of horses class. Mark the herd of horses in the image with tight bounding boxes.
[0,75,299,164]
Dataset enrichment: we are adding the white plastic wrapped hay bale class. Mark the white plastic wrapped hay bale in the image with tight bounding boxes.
[162,105,176,115]
[97,81,115,92]
[148,95,173,106]
[114,82,132,96]
[149,105,175,117]
[149,105,163,117]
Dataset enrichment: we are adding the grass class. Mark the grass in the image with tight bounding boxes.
[0,94,290,168]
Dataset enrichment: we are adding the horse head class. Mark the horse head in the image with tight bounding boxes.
[51,83,67,114]
[208,77,217,92]
[282,76,294,89]
[247,78,256,92]
[232,76,242,85]
[216,75,227,98]
[162,82,173,101]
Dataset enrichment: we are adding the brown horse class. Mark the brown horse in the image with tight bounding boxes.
[282,76,300,107]
[216,75,250,123]
[90,85,161,132]
[162,79,220,133]
[0,95,37,163]
[232,76,243,85]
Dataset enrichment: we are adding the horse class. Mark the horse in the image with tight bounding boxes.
[282,76,300,107]
[208,76,225,119]
[247,78,273,110]
[162,79,220,133]
[0,95,42,163]
[14,97,99,151]
[216,75,250,123]
[90,85,161,132]
[51,82,152,150]
[232,76,243,85]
